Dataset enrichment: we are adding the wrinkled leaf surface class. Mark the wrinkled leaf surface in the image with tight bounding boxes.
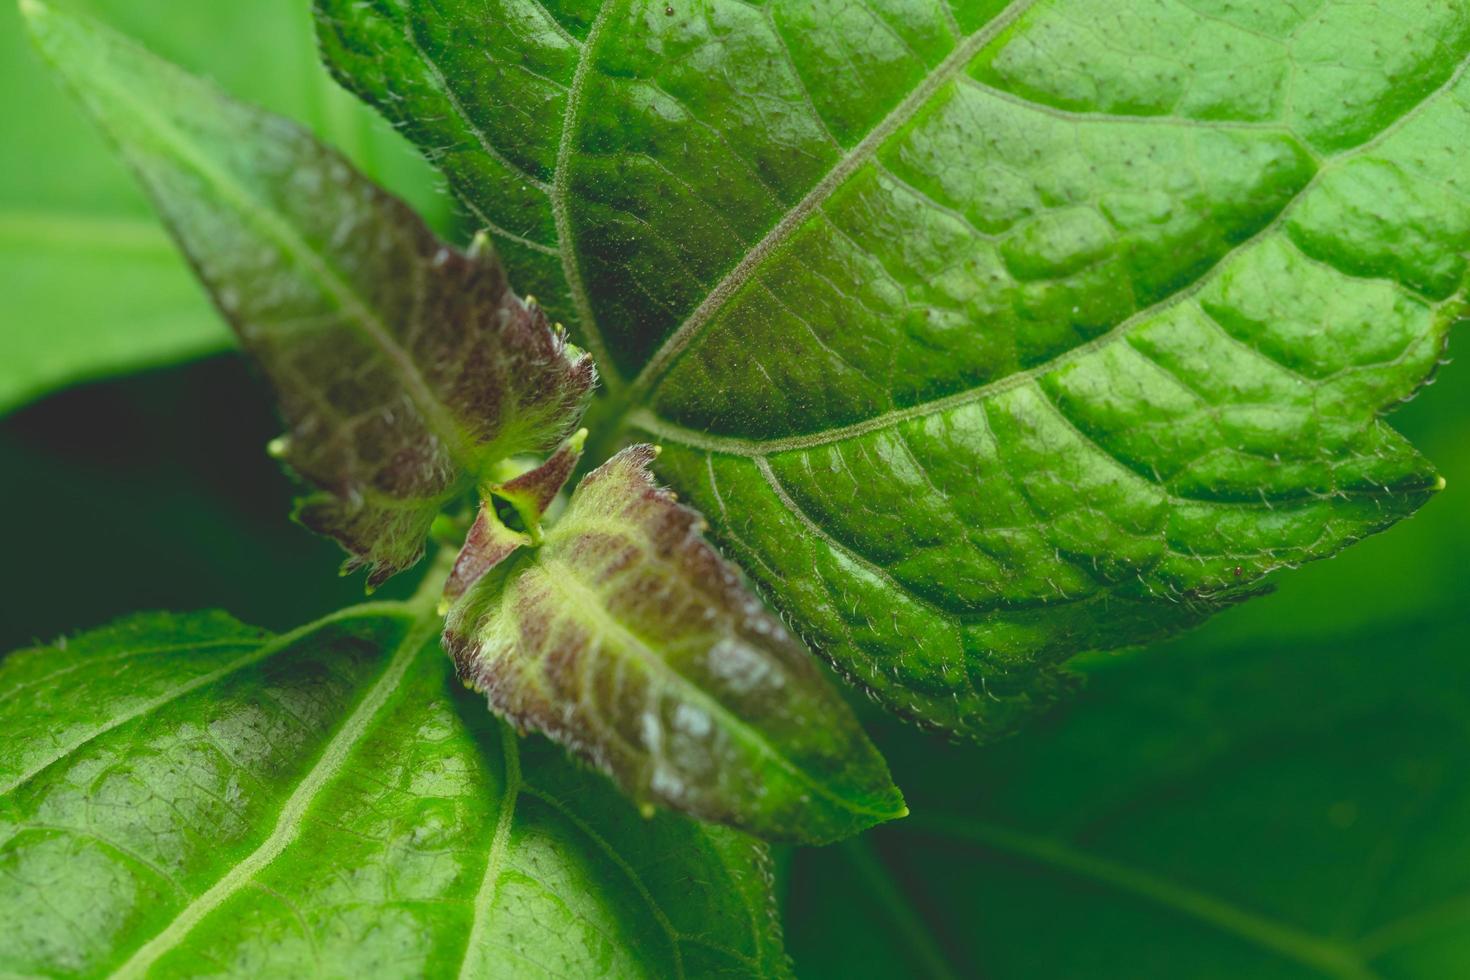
[0,609,790,979]
[317,0,1469,736]
[446,446,905,844]
[25,0,595,584]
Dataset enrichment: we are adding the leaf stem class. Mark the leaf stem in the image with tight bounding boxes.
[407,546,458,615]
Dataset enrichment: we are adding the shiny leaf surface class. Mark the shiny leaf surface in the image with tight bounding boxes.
[24,1,596,585]
[316,0,1469,737]
[0,607,790,979]
[445,446,905,844]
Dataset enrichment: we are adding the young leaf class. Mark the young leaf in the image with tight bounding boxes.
[318,0,1469,738]
[789,617,1470,979]
[443,428,588,603]
[0,608,791,979]
[445,446,906,845]
[23,0,595,587]
[0,0,453,418]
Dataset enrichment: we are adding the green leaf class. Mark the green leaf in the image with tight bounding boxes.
[23,0,596,586]
[0,0,452,417]
[0,606,791,978]
[442,429,588,603]
[316,0,1469,738]
[786,618,1470,979]
[445,446,905,845]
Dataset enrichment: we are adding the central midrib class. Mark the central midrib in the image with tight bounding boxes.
[108,608,437,979]
[457,721,522,980]
[553,1,621,388]
[532,556,900,821]
[617,0,1041,407]
[93,61,480,471]
[594,11,1470,460]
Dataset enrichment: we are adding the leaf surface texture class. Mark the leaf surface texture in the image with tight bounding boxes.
[25,1,595,585]
[0,609,790,979]
[446,446,905,844]
[0,0,451,416]
[318,0,1470,735]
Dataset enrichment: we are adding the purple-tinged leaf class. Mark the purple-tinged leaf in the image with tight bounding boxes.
[494,427,587,539]
[445,446,905,844]
[24,1,595,586]
[442,507,529,608]
[442,428,587,604]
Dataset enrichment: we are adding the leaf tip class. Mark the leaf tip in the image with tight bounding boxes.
[266,435,290,460]
[468,229,492,259]
[638,802,657,820]
[1434,474,1448,492]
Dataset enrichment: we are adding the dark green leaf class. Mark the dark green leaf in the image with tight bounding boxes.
[788,619,1470,979]
[0,0,453,416]
[0,606,791,978]
[445,446,905,844]
[23,1,596,585]
[317,0,1468,737]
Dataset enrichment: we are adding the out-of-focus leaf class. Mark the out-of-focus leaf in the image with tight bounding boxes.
[0,0,453,417]
[445,446,905,845]
[0,606,791,978]
[23,1,595,585]
[788,617,1470,978]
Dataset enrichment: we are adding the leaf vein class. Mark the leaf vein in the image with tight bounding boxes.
[624,0,1042,402]
[518,784,689,979]
[458,722,522,980]
[552,0,621,388]
[905,813,1383,980]
[108,608,433,979]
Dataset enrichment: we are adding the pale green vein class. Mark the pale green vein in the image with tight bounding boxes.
[458,721,522,980]
[907,813,1383,980]
[622,202,1375,461]
[17,825,188,899]
[623,0,1040,403]
[109,609,435,980]
[530,558,903,822]
[956,74,1320,154]
[0,636,259,709]
[551,0,620,389]
[622,46,1470,459]
[752,456,979,624]
[519,783,688,979]
[1357,891,1470,959]
[0,610,367,800]
[525,0,583,51]
[399,10,553,195]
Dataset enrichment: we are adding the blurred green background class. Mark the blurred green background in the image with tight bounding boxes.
[2,3,1467,977]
